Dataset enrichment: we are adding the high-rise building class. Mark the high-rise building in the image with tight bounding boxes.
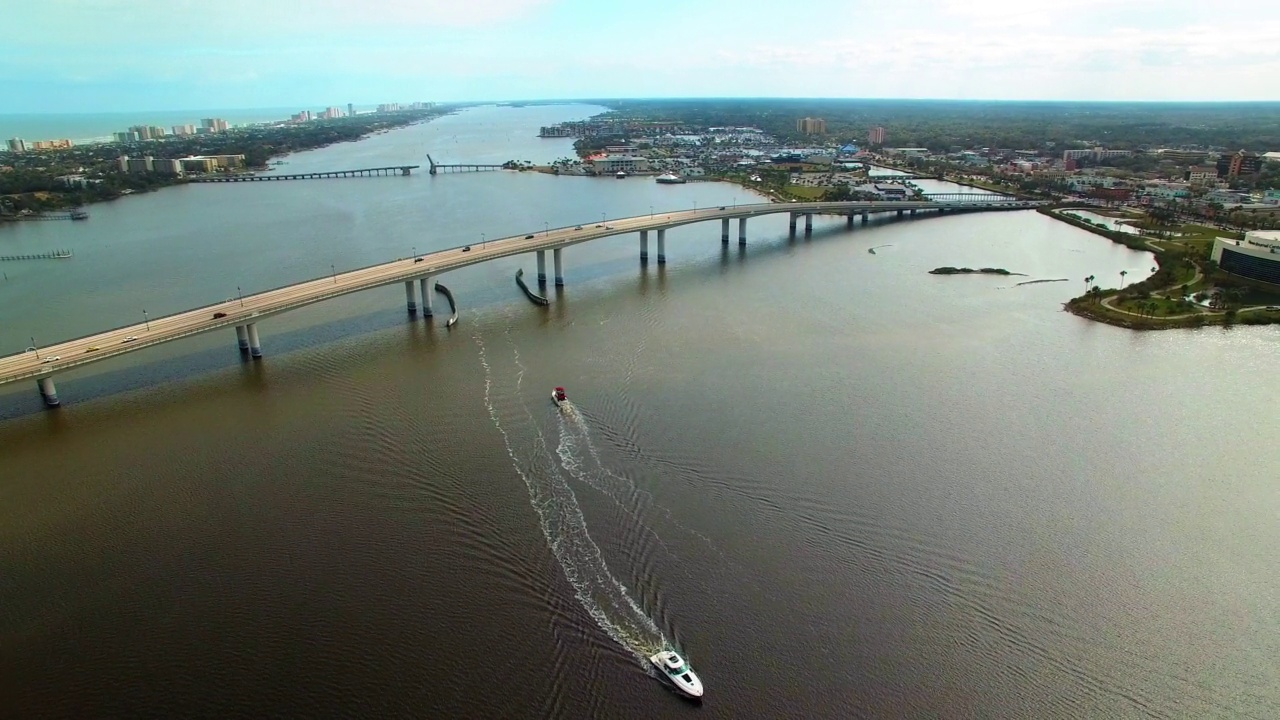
[323,106,343,119]
[115,131,140,143]
[868,126,887,145]
[29,139,73,150]
[201,118,230,132]
[148,126,166,138]
[6,138,25,152]
[1227,150,1262,177]
[348,103,355,117]
[796,117,826,135]
[172,124,196,136]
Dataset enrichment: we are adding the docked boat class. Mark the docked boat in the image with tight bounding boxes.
[649,649,703,698]
[655,172,686,184]
[615,171,627,179]
[551,386,568,407]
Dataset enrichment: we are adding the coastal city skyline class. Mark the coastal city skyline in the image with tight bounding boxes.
[5,0,1278,112]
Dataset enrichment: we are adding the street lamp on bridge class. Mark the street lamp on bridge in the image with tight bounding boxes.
[544,222,549,236]
[481,233,486,249]
[30,336,39,359]
[237,286,244,307]
[331,264,337,283]
[142,309,150,331]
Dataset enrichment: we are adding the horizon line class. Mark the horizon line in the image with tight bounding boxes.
[6,97,1280,117]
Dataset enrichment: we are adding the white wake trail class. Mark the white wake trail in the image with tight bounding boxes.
[475,333,668,658]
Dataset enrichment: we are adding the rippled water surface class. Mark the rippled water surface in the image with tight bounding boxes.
[2,105,1277,719]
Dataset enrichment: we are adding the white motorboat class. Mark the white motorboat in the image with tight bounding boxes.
[649,649,703,698]
[551,386,568,407]
[655,172,686,184]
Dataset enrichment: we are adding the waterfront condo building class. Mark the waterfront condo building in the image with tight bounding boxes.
[6,137,26,152]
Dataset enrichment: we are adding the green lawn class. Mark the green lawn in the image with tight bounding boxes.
[782,185,827,200]
[1114,296,1199,317]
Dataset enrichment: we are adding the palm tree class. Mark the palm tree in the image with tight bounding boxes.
[1120,270,1128,288]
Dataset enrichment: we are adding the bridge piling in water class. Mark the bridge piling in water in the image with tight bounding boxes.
[405,280,418,316]
[235,325,249,354]
[788,213,797,238]
[536,250,547,283]
[639,231,649,262]
[246,323,262,358]
[657,229,666,264]
[738,218,748,245]
[722,218,730,243]
[420,277,433,317]
[847,214,855,228]
[553,248,564,287]
[37,377,59,408]
[804,213,813,235]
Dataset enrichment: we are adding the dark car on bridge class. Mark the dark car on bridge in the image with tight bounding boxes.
[213,312,227,318]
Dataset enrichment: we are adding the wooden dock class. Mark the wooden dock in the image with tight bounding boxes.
[0,249,73,262]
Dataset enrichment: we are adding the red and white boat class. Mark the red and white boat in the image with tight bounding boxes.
[551,387,568,407]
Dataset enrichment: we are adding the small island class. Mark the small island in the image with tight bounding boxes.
[929,266,1022,276]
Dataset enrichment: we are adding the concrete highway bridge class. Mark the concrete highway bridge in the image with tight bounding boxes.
[2,195,1042,408]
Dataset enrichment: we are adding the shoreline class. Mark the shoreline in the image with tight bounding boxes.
[1043,205,1280,330]
[1,112,446,223]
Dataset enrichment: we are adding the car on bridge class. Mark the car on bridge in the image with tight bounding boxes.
[462,246,471,252]
[525,234,535,239]
[41,356,60,364]
[85,346,99,353]
[213,312,228,318]
[122,336,138,343]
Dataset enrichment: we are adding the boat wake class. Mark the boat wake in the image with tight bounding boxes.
[555,410,722,557]
[474,332,668,659]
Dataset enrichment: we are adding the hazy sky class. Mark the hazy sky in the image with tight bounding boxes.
[6,0,1279,112]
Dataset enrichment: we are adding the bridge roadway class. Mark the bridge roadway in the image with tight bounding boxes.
[1,197,1040,406]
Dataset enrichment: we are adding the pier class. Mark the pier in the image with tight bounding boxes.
[0,249,73,262]
[426,154,505,175]
[9,209,89,221]
[188,166,419,183]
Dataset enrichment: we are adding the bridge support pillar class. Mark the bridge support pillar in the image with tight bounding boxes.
[553,248,564,287]
[862,212,869,225]
[405,280,418,316]
[910,209,916,216]
[721,218,730,243]
[896,209,904,218]
[536,250,547,284]
[246,323,263,359]
[420,277,433,317]
[639,231,649,262]
[788,213,797,237]
[235,325,249,354]
[847,214,855,228]
[656,229,666,264]
[738,217,748,245]
[37,376,59,408]
[804,213,813,235]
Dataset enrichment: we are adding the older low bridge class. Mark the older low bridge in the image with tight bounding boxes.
[188,166,419,182]
[2,195,1043,409]
[427,154,504,175]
